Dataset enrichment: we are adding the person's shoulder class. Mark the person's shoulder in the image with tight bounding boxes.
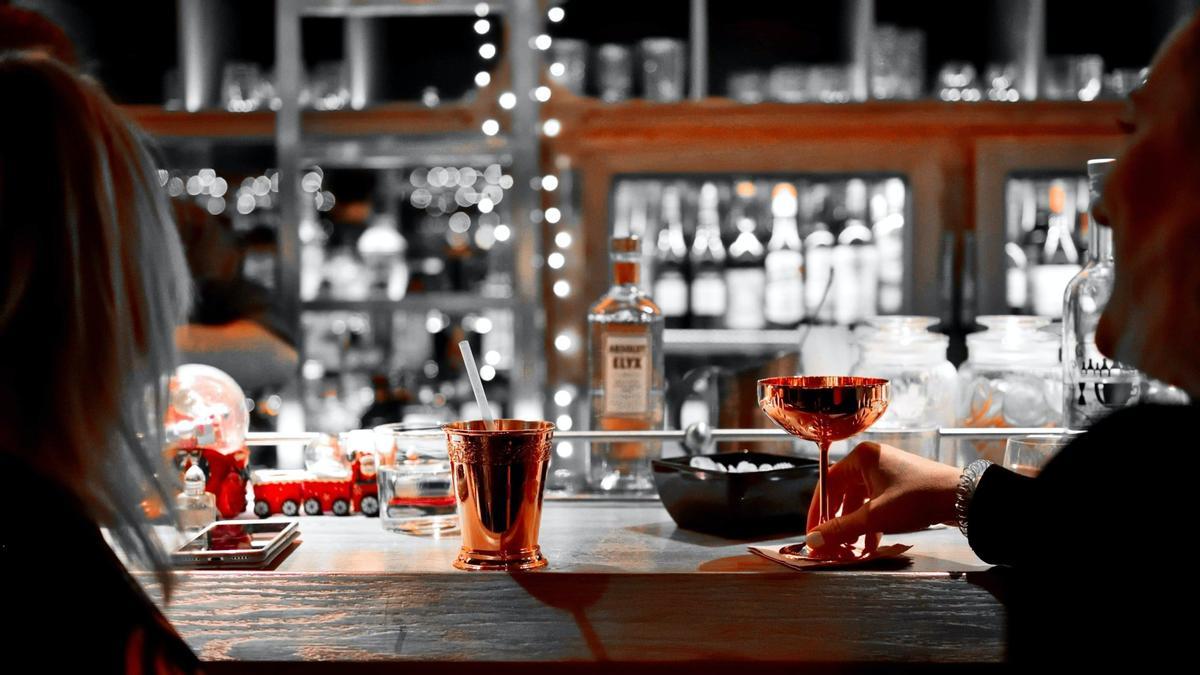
[1086,402,1197,437]
[1041,402,1196,480]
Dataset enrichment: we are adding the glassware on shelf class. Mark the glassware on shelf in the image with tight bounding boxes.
[164,68,183,111]
[549,38,588,96]
[639,38,687,102]
[595,44,633,103]
[984,62,1021,102]
[727,71,766,104]
[222,62,266,112]
[850,316,958,463]
[956,316,1062,466]
[308,61,349,111]
[937,62,982,102]
[809,65,851,103]
[1103,67,1148,99]
[1072,55,1104,101]
[896,29,925,99]
[871,25,924,100]
[768,65,809,103]
[1042,55,1104,101]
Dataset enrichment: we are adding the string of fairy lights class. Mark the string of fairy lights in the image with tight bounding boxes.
[474,2,577,438]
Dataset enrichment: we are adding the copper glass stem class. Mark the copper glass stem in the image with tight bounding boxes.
[818,441,831,526]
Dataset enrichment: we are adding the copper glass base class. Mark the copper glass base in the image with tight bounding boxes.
[453,546,547,571]
[444,419,555,572]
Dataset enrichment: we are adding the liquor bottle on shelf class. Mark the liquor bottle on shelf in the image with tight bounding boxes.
[833,178,876,326]
[299,199,327,301]
[357,209,408,301]
[804,185,836,323]
[652,184,690,328]
[1006,179,1035,313]
[588,235,665,493]
[1063,159,1142,430]
[763,182,805,328]
[1028,179,1082,317]
[688,182,728,329]
[724,181,767,330]
[872,178,906,314]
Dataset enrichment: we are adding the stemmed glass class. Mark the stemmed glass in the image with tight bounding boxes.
[758,376,890,558]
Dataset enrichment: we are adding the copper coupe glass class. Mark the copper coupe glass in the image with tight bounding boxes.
[758,376,890,552]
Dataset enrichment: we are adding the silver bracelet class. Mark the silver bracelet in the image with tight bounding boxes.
[955,459,993,537]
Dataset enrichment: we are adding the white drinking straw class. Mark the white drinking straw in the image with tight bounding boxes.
[458,340,495,431]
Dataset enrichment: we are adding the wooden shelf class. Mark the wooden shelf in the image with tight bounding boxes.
[304,102,482,137]
[543,96,1125,149]
[123,102,486,142]
[122,105,274,141]
[302,293,514,314]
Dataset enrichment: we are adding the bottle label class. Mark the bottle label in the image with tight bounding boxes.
[1065,340,1142,428]
[602,333,651,416]
[653,274,689,317]
[690,274,727,317]
[725,269,766,329]
[764,250,804,324]
[805,247,833,318]
[1006,267,1028,311]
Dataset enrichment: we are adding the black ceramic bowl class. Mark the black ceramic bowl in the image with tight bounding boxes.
[652,451,819,538]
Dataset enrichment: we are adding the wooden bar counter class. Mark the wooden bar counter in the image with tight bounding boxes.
[154,501,1006,672]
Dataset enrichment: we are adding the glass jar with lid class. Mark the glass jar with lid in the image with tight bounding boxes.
[956,316,1062,466]
[850,316,958,462]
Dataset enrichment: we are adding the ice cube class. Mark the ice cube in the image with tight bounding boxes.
[736,461,757,473]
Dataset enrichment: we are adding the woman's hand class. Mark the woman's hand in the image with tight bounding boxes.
[806,442,962,554]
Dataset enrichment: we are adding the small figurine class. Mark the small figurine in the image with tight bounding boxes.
[176,465,216,535]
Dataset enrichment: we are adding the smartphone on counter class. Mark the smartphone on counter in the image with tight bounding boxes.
[171,520,299,568]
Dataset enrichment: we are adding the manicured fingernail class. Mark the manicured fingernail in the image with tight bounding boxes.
[806,531,824,549]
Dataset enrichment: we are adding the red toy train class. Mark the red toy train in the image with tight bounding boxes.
[251,452,379,518]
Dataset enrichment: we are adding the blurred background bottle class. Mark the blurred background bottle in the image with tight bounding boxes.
[688,183,728,329]
[1062,158,1142,430]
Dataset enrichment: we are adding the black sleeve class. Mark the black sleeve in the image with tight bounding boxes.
[967,403,1196,568]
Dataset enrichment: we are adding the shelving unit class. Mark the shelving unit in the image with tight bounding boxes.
[270,0,546,421]
[533,0,1192,434]
[112,0,1193,436]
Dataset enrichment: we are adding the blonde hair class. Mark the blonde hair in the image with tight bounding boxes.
[0,54,191,589]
